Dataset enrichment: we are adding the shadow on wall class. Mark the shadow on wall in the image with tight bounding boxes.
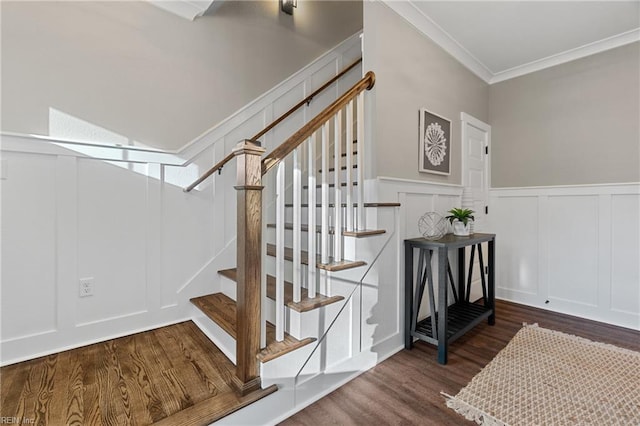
[47,107,199,188]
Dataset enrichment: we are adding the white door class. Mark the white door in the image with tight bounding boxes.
[461,113,491,303]
[461,113,490,231]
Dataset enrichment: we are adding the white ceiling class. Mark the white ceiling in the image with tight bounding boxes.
[385,1,640,84]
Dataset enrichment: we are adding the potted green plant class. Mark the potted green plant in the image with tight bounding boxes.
[445,208,475,236]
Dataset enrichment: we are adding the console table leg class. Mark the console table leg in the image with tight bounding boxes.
[488,239,496,325]
[437,247,448,364]
[457,247,465,303]
[404,242,414,348]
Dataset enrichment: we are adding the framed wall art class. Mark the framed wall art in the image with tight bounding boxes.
[419,108,451,175]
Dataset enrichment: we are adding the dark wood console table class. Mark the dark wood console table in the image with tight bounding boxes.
[404,233,495,364]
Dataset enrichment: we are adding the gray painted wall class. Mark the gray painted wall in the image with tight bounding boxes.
[363,1,489,185]
[490,42,640,187]
[1,0,362,151]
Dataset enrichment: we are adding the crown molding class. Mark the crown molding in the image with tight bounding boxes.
[380,0,494,83]
[381,1,640,85]
[489,28,640,84]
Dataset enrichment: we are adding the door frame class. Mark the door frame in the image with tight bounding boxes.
[460,112,491,189]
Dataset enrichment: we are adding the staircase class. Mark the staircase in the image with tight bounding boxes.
[183,69,400,420]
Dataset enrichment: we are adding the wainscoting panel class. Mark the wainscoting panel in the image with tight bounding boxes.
[376,177,463,324]
[610,194,640,317]
[76,158,149,325]
[0,152,58,340]
[492,196,539,302]
[490,184,640,330]
[546,195,599,308]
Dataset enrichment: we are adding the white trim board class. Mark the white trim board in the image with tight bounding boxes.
[149,0,217,21]
[381,1,640,85]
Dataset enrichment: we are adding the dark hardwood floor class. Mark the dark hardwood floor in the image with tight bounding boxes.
[281,299,640,425]
[0,321,275,426]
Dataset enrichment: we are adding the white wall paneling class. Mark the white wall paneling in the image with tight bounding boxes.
[1,152,58,340]
[0,34,364,365]
[490,196,539,304]
[375,177,463,325]
[490,184,640,330]
[610,194,640,319]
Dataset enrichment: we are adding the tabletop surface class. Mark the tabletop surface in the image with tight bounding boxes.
[404,232,496,248]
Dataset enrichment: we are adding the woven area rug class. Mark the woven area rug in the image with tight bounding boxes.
[443,324,640,425]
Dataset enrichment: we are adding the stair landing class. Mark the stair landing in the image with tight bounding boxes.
[0,321,277,426]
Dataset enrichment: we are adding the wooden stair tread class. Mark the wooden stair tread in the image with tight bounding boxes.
[343,229,387,237]
[284,202,401,208]
[191,293,237,338]
[154,384,278,426]
[319,164,357,173]
[219,268,345,312]
[266,243,366,272]
[303,182,357,189]
[266,223,385,237]
[190,293,316,362]
[260,323,315,363]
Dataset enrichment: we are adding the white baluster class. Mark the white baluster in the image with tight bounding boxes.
[275,161,285,342]
[345,100,354,232]
[307,134,317,298]
[334,111,343,262]
[293,147,302,303]
[321,122,330,265]
[356,92,365,231]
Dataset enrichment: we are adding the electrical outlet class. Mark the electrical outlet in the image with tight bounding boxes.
[79,277,94,297]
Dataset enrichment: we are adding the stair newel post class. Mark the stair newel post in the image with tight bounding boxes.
[232,139,266,396]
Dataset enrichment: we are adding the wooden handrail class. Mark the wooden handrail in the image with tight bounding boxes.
[251,58,362,142]
[262,71,375,176]
[184,152,235,192]
[184,58,362,193]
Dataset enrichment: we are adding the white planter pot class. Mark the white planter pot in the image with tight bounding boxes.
[452,220,471,236]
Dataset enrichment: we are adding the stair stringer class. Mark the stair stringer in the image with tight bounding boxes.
[176,237,236,302]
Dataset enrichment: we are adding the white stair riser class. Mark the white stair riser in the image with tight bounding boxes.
[264,258,333,297]
[190,304,236,365]
[285,205,358,225]
[279,187,362,205]
[265,228,350,259]
[263,296,346,341]
[219,275,237,300]
[315,168,355,182]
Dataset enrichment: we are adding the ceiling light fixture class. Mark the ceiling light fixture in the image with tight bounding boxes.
[281,0,297,15]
